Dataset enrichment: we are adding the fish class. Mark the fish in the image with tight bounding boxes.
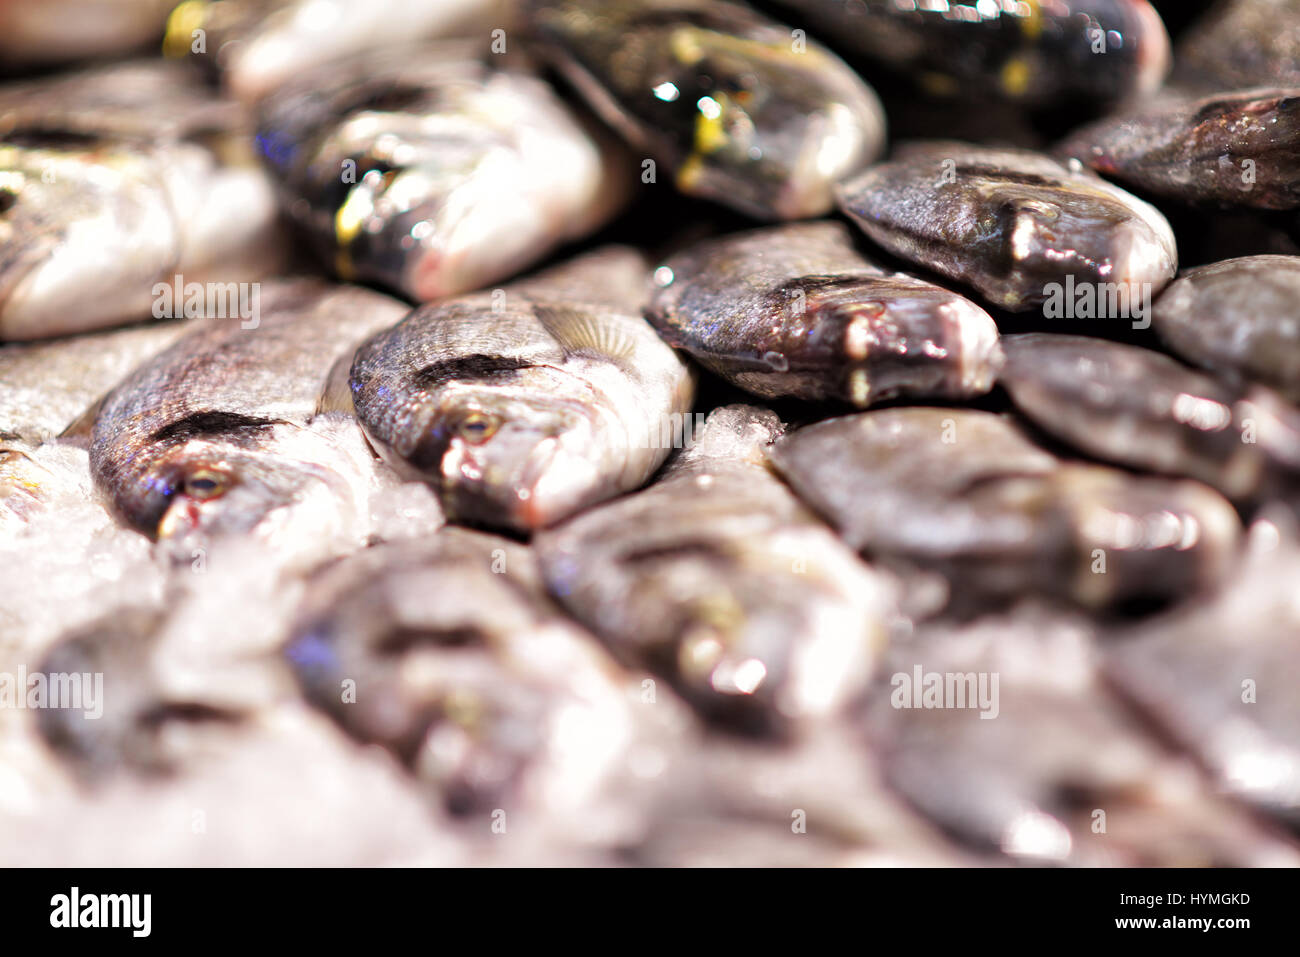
[1153,255,1300,401]
[998,333,1300,502]
[647,222,1004,406]
[768,407,1240,610]
[0,62,286,341]
[772,0,1170,107]
[1173,0,1300,92]
[0,0,175,67]
[536,404,897,734]
[525,0,886,219]
[860,603,1298,865]
[350,247,696,532]
[254,43,625,302]
[164,0,515,104]
[1057,87,1300,210]
[836,142,1178,312]
[88,279,425,567]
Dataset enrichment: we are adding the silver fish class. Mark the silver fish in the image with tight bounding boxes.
[526,0,886,219]
[537,405,897,734]
[1154,256,1300,402]
[254,44,625,301]
[0,0,175,67]
[836,142,1178,312]
[647,222,1003,406]
[0,62,285,341]
[768,407,1240,610]
[350,247,695,532]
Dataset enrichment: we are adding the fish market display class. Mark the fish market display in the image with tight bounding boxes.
[1153,256,1300,401]
[836,142,1178,311]
[537,405,896,733]
[254,44,623,301]
[647,223,1003,405]
[350,247,695,531]
[526,0,886,219]
[1058,87,1300,210]
[771,0,1171,107]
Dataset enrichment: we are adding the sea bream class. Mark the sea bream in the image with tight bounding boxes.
[0,61,285,341]
[254,43,625,302]
[349,247,695,532]
[88,279,423,567]
[836,142,1178,312]
[525,0,886,219]
[647,222,1003,406]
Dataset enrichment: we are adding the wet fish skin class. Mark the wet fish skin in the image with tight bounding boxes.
[526,0,886,219]
[836,142,1178,312]
[647,222,1003,406]
[1057,88,1300,210]
[1174,0,1300,92]
[255,44,622,302]
[772,0,1170,107]
[1153,255,1300,401]
[350,247,695,533]
[768,407,1240,610]
[537,405,897,735]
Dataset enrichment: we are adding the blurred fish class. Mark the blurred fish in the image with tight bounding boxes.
[0,62,285,341]
[526,0,885,219]
[836,142,1178,311]
[537,405,897,734]
[350,247,695,532]
[772,0,1170,107]
[254,44,625,301]
[1174,0,1300,92]
[648,222,1003,406]
[0,0,174,67]
[769,408,1240,610]
[1058,87,1300,210]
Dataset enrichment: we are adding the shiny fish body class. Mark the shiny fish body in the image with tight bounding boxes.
[772,0,1170,107]
[526,0,885,219]
[89,279,414,561]
[1174,0,1300,92]
[0,62,284,341]
[999,333,1300,502]
[255,44,622,302]
[537,405,896,734]
[836,142,1177,312]
[647,222,1003,406]
[350,247,695,532]
[1058,88,1300,210]
[1153,256,1300,401]
[768,408,1240,610]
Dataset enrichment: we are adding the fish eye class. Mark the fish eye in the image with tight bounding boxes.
[184,468,231,500]
[456,412,500,444]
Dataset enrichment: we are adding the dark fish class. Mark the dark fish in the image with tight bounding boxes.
[525,0,886,219]
[1154,255,1300,401]
[350,247,695,532]
[255,43,625,302]
[836,142,1178,311]
[1174,0,1300,92]
[768,407,1240,610]
[999,333,1300,501]
[647,222,1003,406]
[537,405,897,733]
[1058,88,1300,210]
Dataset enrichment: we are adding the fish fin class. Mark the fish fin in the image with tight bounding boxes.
[534,304,639,365]
[58,393,107,443]
[317,353,357,417]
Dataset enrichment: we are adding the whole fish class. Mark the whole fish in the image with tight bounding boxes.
[254,44,624,302]
[1153,256,1300,401]
[89,279,420,566]
[836,142,1178,312]
[166,0,515,103]
[537,405,897,734]
[350,247,695,532]
[1174,0,1300,92]
[772,0,1171,107]
[1057,88,1300,210]
[998,333,1300,502]
[0,62,285,341]
[768,408,1240,610]
[647,222,1003,406]
[525,0,886,219]
[0,0,174,67]
[861,604,1298,865]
